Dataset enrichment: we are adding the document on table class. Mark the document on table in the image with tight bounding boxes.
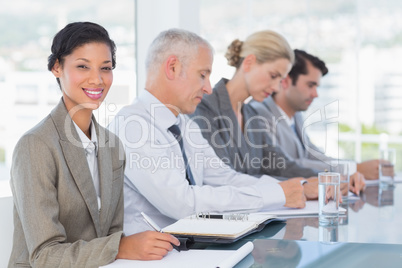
[100,241,254,268]
[257,200,346,217]
[364,176,402,186]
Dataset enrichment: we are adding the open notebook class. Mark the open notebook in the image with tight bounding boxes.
[162,214,276,241]
[101,241,254,268]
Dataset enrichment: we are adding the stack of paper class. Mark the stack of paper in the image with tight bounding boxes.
[257,200,346,217]
[101,241,254,268]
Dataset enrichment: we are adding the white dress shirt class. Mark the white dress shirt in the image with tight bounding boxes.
[108,90,286,235]
[276,104,295,129]
[276,105,304,146]
[73,121,101,209]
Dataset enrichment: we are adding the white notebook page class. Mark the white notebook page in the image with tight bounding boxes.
[100,241,254,268]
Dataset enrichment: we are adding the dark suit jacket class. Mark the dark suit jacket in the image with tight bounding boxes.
[191,78,318,179]
[9,99,125,268]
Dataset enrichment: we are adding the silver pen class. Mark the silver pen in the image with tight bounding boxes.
[141,212,181,252]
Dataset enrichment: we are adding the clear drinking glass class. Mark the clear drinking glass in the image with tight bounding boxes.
[379,148,396,188]
[319,223,339,244]
[330,160,350,202]
[318,172,340,225]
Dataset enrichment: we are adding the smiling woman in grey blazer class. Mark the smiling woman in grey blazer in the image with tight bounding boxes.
[8,22,178,268]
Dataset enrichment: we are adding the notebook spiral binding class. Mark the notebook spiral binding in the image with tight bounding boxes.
[194,212,249,221]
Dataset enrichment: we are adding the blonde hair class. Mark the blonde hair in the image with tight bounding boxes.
[225,30,294,69]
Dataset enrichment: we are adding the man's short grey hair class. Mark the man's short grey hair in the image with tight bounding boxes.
[145,28,213,79]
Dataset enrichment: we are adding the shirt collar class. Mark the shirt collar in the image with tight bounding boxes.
[139,89,182,131]
[73,120,98,155]
[276,103,295,127]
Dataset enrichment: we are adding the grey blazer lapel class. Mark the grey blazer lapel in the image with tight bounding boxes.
[265,97,305,158]
[95,120,113,236]
[51,99,101,237]
[215,82,249,158]
[264,97,287,145]
[294,113,309,156]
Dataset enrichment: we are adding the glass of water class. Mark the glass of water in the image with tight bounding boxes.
[319,223,339,244]
[319,172,340,225]
[379,148,396,188]
[330,160,350,202]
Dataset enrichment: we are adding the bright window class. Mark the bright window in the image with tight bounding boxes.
[0,0,136,183]
[200,0,402,171]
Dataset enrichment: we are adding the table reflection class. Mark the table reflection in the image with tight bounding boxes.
[363,184,394,207]
[249,239,402,268]
[233,183,402,267]
[283,218,318,240]
[251,239,301,267]
[318,223,338,244]
[261,183,401,245]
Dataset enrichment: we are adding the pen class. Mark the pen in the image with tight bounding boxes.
[203,214,224,219]
[141,212,181,252]
[197,213,248,221]
[197,213,226,219]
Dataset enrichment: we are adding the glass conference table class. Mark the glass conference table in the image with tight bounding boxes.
[201,182,402,268]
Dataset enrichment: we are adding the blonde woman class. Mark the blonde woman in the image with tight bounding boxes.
[191,30,319,199]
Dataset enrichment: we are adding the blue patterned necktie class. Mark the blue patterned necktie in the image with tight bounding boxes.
[168,124,196,185]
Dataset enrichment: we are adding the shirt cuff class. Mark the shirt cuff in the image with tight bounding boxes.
[256,178,286,209]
